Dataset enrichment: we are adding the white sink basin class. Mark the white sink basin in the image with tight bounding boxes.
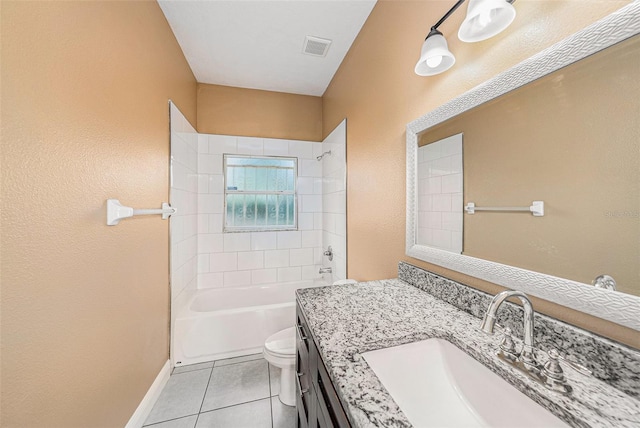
[362,338,569,428]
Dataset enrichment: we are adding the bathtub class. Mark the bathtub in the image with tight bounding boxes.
[172,280,326,367]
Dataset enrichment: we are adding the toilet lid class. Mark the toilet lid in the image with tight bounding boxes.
[265,327,296,356]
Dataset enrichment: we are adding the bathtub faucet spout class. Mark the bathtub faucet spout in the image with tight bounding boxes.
[319,267,332,274]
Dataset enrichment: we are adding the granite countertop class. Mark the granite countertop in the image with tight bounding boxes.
[296,279,640,428]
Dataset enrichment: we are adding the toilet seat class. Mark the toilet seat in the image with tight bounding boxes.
[264,327,296,357]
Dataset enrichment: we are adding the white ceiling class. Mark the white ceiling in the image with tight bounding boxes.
[158,0,377,97]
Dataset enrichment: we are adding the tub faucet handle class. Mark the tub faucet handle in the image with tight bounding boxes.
[323,246,333,261]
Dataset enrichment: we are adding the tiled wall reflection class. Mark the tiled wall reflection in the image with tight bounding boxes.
[417,133,463,254]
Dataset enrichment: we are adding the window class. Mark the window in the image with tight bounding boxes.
[224,155,297,232]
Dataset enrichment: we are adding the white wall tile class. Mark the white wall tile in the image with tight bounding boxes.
[209,252,237,272]
[442,212,463,232]
[301,265,321,280]
[276,231,301,249]
[264,249,290,268]
[208,175,224,194]
[197,254,210,273]
[198,174,209,194]
[223,233,251,252]
[427,177,442,194]
[224,270,252,287]
[441,173,462,194]
[208,214,223,233]
[288,141,313,159]
[298,213,314,230]
[301,230,321,248]
[289,248,313,267]
[432,194,452,212]
[297,177,315,194]
[301,195,322,213]
[426,212,442,229]
[314,213,323,230]
[198,233,223,254]
[277,267,301,283]
[237,137,264,155]
[451,193,463,212]
[198,134,209,154]
[432,229,452,250]
[208,135,237,154]
[251,269,278,285]
[263,139,289,156]
[299,159,322,177]
[198,272,224,289]
[251,232,277,250]
[198,194,223,214]
[198,154,223,174]
[237,251,264,270]
[313,178,323,194]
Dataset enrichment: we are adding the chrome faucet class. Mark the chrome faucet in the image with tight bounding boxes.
[480,290,538,372]
[481,290,592,394]
[319,267,332,274]
[323,246,333,261]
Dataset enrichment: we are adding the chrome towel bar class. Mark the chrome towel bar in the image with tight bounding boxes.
[465,201,544,217]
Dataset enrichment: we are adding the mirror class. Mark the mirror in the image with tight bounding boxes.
[406,4,640,330]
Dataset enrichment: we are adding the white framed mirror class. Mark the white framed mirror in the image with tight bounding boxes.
[406,3,640,331]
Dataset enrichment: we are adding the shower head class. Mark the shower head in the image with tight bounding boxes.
[316,150,332,161]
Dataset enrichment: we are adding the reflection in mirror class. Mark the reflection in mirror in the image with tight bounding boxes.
[417,35,639,297]
[406,4,640,330]
[417,134,463,253]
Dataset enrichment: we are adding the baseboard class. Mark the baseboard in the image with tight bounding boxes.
[125,360,171,428]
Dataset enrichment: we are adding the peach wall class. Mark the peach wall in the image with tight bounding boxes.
[1,1,196,426]
[323,0,638,347]
[197,83,323,141]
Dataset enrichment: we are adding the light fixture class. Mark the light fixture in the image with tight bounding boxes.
[414,0,516,76]
[459,0,516,42]
[415,28,456,76]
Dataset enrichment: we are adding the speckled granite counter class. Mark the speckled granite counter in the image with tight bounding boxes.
[296,278,640,428]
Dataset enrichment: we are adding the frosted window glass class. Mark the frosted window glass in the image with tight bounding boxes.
[224,155,297,231]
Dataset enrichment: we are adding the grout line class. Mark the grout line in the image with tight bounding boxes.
[171,366,213,376]
[195,361,216,425]
[142,413,199,427]
[213,354,264,368]
[198,396,273,415]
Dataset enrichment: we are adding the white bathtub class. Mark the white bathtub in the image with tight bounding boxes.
[172,280,325,367]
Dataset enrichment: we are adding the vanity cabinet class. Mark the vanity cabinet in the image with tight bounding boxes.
[296,302,351,428]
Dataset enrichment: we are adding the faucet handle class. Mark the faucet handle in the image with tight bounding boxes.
[541,348,592,394]
[546,348,592,376]
[498,327,519,363]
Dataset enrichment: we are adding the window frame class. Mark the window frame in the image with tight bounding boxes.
[223,154,298,233]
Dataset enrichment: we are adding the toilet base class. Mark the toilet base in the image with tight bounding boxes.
[278,365,296,407]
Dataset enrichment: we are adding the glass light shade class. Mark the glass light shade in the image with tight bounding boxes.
[458,0,516,43]
[414,33,455,76]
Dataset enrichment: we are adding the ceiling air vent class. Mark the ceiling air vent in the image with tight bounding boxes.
[302,36,332,57]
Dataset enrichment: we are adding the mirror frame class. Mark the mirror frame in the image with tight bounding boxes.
[406,3,640,331]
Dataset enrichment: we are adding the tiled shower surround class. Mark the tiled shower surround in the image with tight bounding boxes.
[170,103,346,302]
[170,103,199,302]
[195,133,325,288]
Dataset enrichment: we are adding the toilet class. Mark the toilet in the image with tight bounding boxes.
[263,326,297,406]
[263,280,358,407]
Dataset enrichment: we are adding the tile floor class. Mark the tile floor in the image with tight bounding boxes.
[143,354,296,428]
